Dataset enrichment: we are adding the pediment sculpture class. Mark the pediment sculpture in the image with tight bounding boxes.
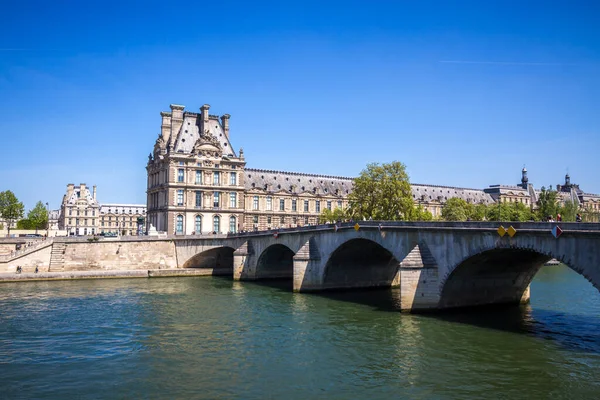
[192,130,223,158]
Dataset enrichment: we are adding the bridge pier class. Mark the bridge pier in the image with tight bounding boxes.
[293,240,323,292]
[398,244,440,312]
[233,241,257,281]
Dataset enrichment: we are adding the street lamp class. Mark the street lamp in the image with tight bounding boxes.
[45,202,49,238]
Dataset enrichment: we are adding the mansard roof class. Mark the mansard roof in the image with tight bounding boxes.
[244,168,494,204]
[100,204,147,214]
[244,168,353,196]
[64,187,98,207]
[412,184,495,204]
[170,113,236,157]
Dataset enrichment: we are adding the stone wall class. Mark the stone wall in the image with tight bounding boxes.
[62,240,177,271]
[0,245,52,273]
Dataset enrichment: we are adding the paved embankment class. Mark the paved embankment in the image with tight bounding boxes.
[0,268,232,283]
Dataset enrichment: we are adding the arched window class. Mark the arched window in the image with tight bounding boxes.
[195,215,202,234]
[176,215,183,234]
[229,216,236,233]
[213,215,220,233]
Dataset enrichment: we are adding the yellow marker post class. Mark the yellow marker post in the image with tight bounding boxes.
[497,226,506,237]
[507,226,517,238]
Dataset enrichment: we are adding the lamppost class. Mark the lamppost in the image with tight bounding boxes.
[45,202,49,238]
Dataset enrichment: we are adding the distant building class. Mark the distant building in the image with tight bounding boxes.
[59,183,100,236]
[48,209,61,231]
[59,183,146,236]
[99,204,146,236]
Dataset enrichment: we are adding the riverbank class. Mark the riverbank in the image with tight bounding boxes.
[0,268,231,283]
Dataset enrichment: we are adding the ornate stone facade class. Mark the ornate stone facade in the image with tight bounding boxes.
[59,183,100,236]
[146,103,600,233]
[99,204,146,236]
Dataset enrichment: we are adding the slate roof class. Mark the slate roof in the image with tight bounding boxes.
[100,204,147,214]
[244,168,494,204]
[170,113,237,157]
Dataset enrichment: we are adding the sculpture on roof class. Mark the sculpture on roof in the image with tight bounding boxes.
[192,130,223,158]
[153,134,166,159]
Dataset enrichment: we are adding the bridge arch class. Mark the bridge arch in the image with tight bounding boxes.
[183,246,235,269]
[438,243,600,309]
[255,243,295,279]
[323,238,399,289]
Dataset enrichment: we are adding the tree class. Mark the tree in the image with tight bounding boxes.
[0,191,24,237]
[536,186,559,221]
[17,219,34,229]
[441,198,469,221]
[318,208,334,224]
[348,161,413,220]
[27,201,48,233]
[559,200,579,222]
[408,205,433,221]
[468,203,488,221]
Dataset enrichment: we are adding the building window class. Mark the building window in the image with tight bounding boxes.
[266,196,272,211]
[230,192,237,208]
[101,222,104,227]
[69,209,72,216]
[292,199,297,212]
[179,161,184,166]
[85,210,88,216]
[76,219,79,225]
[293,217,297,225]
[304,200,309,212]
[178,169,184,182]
[253,215,258,224]
[195,191,202,208]
[176,215,183,233]
[229,216,236,233]
[315,201,321,213]
[327,201,332,210]
[279,199,285,211]
[195,215,202,234]
[196,170,202,184]
[267,216,272,225]
[213,171,220,185]
[177,190,184,206]
[230,172,237,186]
[253,196,259,210]
[213,216,220,233]
[305,217,309,225]
[213,192,220,208]
[337,201,342,208]
[280,216,285,225]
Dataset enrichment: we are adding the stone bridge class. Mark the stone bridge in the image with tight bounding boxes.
[175,221,600,312]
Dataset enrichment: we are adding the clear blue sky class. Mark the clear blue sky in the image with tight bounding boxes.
[1,0,599,211]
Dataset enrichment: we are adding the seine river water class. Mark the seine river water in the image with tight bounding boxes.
[1,265,599,399]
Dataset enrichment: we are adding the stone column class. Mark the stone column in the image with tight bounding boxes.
[398,243,440,312]
[233,241,256,281]
[293,239,323,292]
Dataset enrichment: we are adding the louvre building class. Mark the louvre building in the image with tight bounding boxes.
[146,103,599,234]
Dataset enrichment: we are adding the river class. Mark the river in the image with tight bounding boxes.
[0,265,599,399]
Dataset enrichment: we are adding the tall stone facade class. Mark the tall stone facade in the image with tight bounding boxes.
[146,103,600,234]
[59,183,100,236]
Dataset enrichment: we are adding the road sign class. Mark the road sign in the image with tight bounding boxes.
[507,226,517,238]
[497,226,506,237]
[551,225,563,239]
[273,231,279,239]
[354,223,360,231]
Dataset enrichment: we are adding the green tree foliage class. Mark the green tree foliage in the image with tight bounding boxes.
[17,219,34,229]
[468,203,488,221]
[441,198,469,221]
[408,205,433,221]
[348,161,413,220]
[319,206,350,224]
[559,200,579,222]
[0,190,24,237]
[486,201,533,221]
[536,186,559,221]
[27,201,48,233]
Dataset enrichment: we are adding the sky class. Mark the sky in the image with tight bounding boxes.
[1,0,599,211]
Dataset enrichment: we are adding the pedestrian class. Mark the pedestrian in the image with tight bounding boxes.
[557,213,562,222]
[576,213,582,222]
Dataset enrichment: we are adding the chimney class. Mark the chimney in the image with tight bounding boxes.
[221,114,230,138]
[200,104,210,122]
[79,183,86,198]
[93,185,97,200]
[67,183,74,194]
[169,104,185,148]
[160,111,172,142]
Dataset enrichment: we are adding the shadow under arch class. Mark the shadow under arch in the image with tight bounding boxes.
[255,243,295,280]
[183,246,235,270]
[438,247,575,309]
[323,238,399,290]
